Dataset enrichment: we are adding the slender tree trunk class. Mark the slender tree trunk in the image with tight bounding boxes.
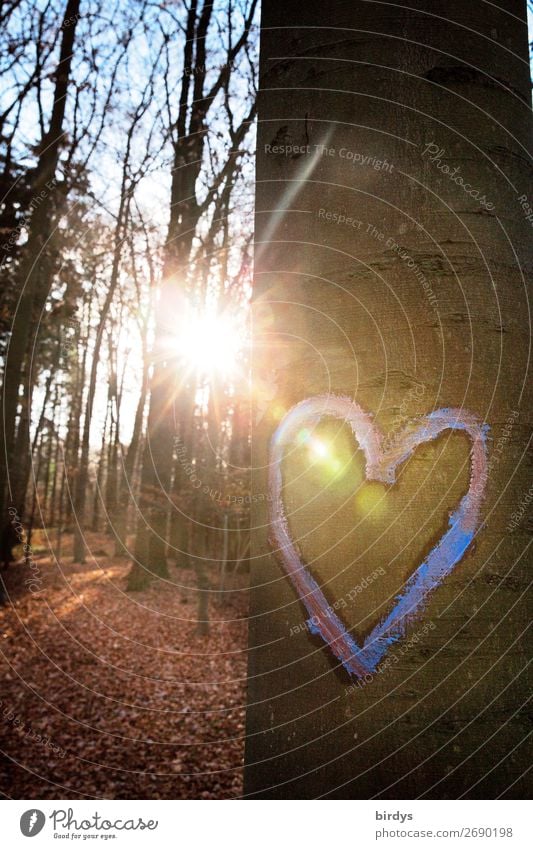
[26,431,44,557]
[41,426,53,518]
[64,291,91,531]
[49,388,62,529]
[119,332,148,560]
[92,398,110,532]
[55,444,68,562]
[72,169,132,562]
[128,359,172,587]
[106,334,125,552]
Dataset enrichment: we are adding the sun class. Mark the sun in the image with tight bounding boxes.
[172,306,243,379]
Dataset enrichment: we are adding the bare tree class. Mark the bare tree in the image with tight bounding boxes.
[130,0,258,590]
[0,0,82,565]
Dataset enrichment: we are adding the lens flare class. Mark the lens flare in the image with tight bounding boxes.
[309,438,329,460]
[173,307,242,379]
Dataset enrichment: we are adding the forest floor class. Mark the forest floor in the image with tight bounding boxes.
[0,531,249,799]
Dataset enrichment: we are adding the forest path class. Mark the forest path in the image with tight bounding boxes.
[0,532,248,799]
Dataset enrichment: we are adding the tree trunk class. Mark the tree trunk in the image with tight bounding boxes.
[49,385,62,529]
[72,155,133,561]
[129,359,173,587]
[246,0,532,799]
[118,329,148,559]
[92,398,110,532]
[0,0,81,558]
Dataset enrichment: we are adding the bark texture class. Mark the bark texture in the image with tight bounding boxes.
[246,0,532,798]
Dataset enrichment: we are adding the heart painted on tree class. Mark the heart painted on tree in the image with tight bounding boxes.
[269,395,488,680]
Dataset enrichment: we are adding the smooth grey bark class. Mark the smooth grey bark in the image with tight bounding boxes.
[246,0,532,799]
